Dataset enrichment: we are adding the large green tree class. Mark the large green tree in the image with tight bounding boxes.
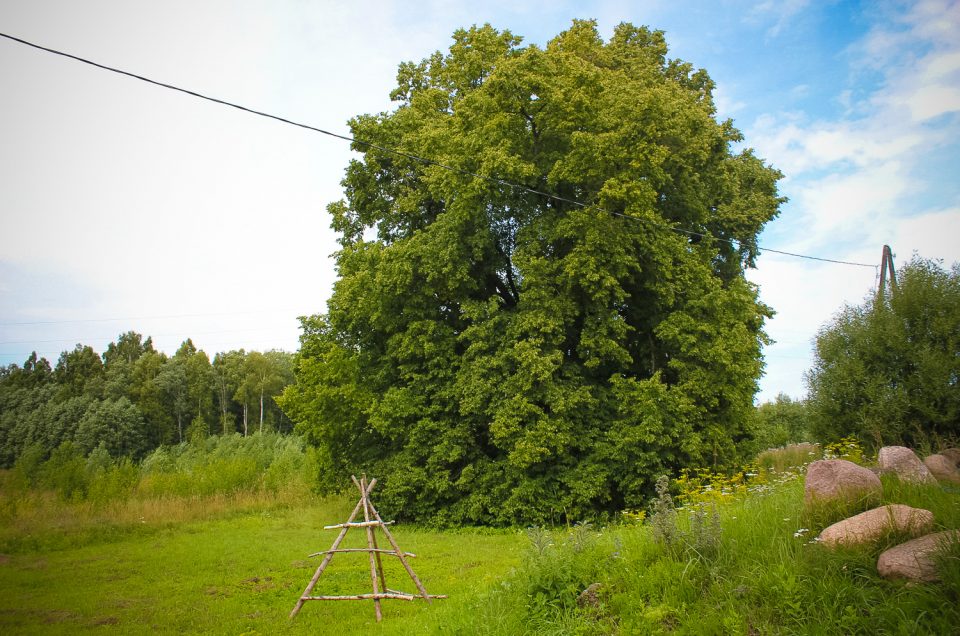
[806,257,960,449]
[74,397,149,459]
[284,21,782,524]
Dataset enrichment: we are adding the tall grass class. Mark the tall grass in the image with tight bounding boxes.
[755,442,821,473]
[426,445,960,635]
[0,433,321,551]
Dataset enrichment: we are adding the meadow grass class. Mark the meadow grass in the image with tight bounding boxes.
[428,472,960,635]
[755,442,820,474]
[2,438,959,634]
[0,488,524,634]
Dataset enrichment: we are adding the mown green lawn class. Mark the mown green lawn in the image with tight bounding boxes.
[0,495,524,634]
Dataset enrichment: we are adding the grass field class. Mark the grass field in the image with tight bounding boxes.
[2,449,960,635]
[0,492,524,634]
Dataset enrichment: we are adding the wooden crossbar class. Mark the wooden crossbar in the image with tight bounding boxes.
[308,548,416,558]
[303,593,449,601]
[323,520,394,529]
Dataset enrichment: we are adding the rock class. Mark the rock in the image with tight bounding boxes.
[877,530,960,582]
[938,448,960,467]
[818,504,934,548]
[877,446,936,484]
[923,454,960,485]
[576,583,602,608]
[805,459,882,507]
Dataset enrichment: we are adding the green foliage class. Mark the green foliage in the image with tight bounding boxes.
[748,393,811,454]
[10,443,46,488]
[75,396,150,459]
[1,432,317,509]
[38,441,88,500]
[54,344,104,398]
[138,433,316,498]
[807,257,960,450]
[285,21,782,525]
[213,349,245,435]
[822,436,866,464]
[187,414,209,445]
[649,474,722,560]
[0,334,294,468]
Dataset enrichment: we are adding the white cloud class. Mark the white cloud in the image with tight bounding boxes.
[748,0,812,38]
[713,81,746,119]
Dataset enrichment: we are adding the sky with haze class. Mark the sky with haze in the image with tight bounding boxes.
[1,0,958,402]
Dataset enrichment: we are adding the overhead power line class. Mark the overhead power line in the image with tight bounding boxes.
[0,31,876,269]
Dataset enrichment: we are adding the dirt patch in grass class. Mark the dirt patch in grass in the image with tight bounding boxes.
[41,609,81,624]
[241,575,277,592]
[91,616,120,626]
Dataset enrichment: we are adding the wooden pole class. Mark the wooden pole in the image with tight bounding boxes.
[879,245,897,298]
[360,476,383,623]
[364,495,433,603]
[885,245,897,291]
[370,521,389,595]
[352,475,389,596]
[289,478,376,619]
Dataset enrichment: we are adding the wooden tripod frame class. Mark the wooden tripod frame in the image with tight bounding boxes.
[289,475,446,622]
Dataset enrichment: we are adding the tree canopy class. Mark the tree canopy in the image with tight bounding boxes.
[282,20,783,524]
[0,334,295,468]
[806,257,960,449]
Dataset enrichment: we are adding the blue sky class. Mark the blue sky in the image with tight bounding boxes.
[1,0,958,401]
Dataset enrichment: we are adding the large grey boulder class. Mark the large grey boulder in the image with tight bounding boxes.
[877,446,936,484]
[938,448,960,467]
[818,504,933,548]
[877,530,960,582]
[923,454,960,485]
[804,459,882,507]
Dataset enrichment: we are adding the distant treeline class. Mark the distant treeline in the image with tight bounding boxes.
[0,332,294,467]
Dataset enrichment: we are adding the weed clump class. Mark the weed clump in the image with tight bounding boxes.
[650,475,722,561]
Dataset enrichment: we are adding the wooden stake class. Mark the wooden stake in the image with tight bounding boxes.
[360,475,383,623]
[364,495,432,603]
[352,475,390,597]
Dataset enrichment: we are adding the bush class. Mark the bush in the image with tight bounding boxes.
[806,257,960,450]
[39,441,88,501]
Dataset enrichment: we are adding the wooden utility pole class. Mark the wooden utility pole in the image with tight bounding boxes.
[878,244,897,298]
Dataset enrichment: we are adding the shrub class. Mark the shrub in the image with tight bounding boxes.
[39,441,88,501]
[806,257,960,450]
